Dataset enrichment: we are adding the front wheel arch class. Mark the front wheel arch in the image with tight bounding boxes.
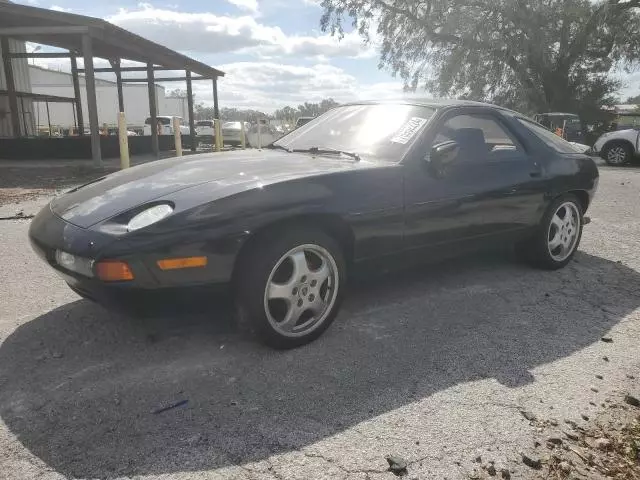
[232,214,355,286]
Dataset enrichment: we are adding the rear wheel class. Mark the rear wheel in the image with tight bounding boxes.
[603,142,632,166]
[236,227,346,349]
[516,194,583,270]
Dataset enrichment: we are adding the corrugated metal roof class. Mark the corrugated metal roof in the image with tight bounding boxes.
[0,2,224,78]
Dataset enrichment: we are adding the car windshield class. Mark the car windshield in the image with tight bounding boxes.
[196,121,212,127]
[274,104,436,161]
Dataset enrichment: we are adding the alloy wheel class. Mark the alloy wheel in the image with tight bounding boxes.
[263,244,339,338]
[607,146,628,165]
[547,202,581,262]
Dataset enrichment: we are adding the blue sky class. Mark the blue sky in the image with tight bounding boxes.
[16,0,640,111]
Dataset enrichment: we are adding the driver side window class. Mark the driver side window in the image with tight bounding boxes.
[433,114,520,163]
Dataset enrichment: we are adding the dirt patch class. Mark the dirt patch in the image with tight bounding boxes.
[0,165,117,206]
[528,396,639,479]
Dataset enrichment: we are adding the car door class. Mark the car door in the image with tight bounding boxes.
[403,108,543,251]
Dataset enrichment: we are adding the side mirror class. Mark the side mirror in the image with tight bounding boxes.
[426,140,460,175]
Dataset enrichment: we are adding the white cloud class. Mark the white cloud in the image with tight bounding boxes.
[50,5,72,12]
[226,0,259,15]
[175,61,424,112]
[106,4,375,60]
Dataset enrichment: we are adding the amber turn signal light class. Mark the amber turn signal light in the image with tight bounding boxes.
[95,260,134,281]
[157,256,208,271]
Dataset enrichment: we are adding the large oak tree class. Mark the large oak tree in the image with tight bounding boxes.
[320,0,640,116]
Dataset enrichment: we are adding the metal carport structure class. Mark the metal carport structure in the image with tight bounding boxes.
[0,1,225,165]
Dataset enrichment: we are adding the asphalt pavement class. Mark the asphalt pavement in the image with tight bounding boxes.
[0,164,639,480]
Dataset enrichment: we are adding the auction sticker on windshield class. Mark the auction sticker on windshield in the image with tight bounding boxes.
[390,117,428,144]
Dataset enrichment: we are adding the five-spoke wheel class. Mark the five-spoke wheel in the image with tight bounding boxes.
[236,227,346,349]
[516,194,583,270]
[547,202,580,262]
[264,245,339,338]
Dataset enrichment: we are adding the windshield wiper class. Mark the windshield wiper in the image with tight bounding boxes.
[266,144,292,153]
[293,147,361,161]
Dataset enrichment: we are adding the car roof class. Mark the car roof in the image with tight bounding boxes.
[340,98,520,114]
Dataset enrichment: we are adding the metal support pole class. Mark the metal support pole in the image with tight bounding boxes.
[173,116,183,157]
[70,54,84,136]
[1,37,21,137]
[112,59,125,113]
[20,97,28,136]
[82,34,102,166]
[212,77,220,120]
[72,101,77,133]
[45,100,51,137]
[118,112,130,169]
[186,70,196,152]
[147,62,159,158]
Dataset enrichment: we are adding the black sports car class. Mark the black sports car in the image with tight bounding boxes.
[29,100,599,348]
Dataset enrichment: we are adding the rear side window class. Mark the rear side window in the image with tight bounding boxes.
[517,118,578,153]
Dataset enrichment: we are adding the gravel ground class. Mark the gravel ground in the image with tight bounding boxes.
[0,164,638,480]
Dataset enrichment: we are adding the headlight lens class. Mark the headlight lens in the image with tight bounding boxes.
[55,250,95,277]
[127,204,173,232]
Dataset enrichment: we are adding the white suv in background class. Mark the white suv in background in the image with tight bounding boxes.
[143,116,190,136]
[593,128,640,166]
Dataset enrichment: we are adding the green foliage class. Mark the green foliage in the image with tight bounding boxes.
[320,0,640,115]
[193,99,340,122]
[274,99,340,119]
[194,105,269,122]
[626,94,640,104]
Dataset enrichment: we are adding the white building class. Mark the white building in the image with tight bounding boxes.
[29,65,171,129]
[0,37,35,137]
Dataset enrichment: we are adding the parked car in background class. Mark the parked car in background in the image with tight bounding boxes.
[592,128,640,165]
[295,117,314,128]
[29,99,598,349]
[534,112,585,144]
[195,120,215,144]
[220,121,250,146]
[143,116,190,136]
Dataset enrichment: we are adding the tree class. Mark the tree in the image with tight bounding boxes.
[320,0,640,115]
[273,99,340,119]
[194,104,270,122]
[626,94,640,104]
[167,88,189,99]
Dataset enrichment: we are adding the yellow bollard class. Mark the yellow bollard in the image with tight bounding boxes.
[214,119,222,152]
[240,124,246,149]
[118,112,130,169]
[173,116,183,157]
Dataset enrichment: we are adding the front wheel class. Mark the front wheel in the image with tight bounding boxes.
[603,142,632,166]
[516,195,583,270]
[236,227,346,349]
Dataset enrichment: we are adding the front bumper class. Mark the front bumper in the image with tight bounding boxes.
[29,204,236,305]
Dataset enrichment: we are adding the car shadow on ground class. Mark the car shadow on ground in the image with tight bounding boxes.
[0,251,638,478]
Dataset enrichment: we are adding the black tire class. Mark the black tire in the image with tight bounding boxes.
[516,194,583,270]
[602,141,632,166]
[235,226,346,349]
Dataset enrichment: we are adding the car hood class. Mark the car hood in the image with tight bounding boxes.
[51,149,382,228]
